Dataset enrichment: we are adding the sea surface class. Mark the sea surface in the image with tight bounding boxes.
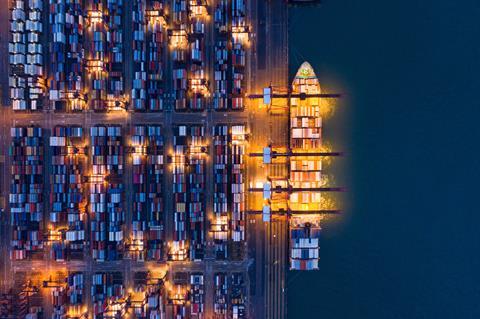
[287,1,480,318]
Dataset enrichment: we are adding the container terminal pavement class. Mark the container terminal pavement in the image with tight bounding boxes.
[0,0,342,318]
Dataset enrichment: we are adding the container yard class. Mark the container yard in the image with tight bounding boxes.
[189,273,204,319]
[171,124,206,262]
[230,0,248,110]
[66,272,86,317]
[132,1,167,111]
[1,1,342,318]
[49,125,86,261]
[213,1,228,110]
[85,2,107,111]
[130,125,165,261]
[170,0,189,111]
[210,124,247,261]
[49,0,85,111]
[212,125,229,259]
[171,125,188,261]
[230,273,246,319]
[230,125,246,259]
[91,272,126,318]
[187,0,209,111]
[169,276,189,319]
[9,126,44,260]
[8,0,249,113]
[187,125,206,261]
[131,271,167,318]
[213,273,228,319]
[90,125,125,261]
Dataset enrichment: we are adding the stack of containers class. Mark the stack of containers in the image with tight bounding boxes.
[231,71,244,110]
[188,1,208,111]
[213,0,231,111]
[91,272,125,319]
[9,1,27,110]
[230,0,247,110]
[230,125,246,243]
[90,125,124,261]
[50,125,85,261]
[144,273,166,318]
[87,0,106,111]
[171,284,188,319]
[289,219,321,271]
[188,126,205,261]
[51,286,67,319]
[24,307,44,319]
[214,273,228,318]
[9,0,46,111]
[106,0,124,107]
[49,0,85,111]
[214,0,228,33]
[173,67,187,110]
[172,125,188,260]
[146,289,166,318]
[132,0,166,111]
[49,0,67,111]
[188,65,207,111]
[131,125,147,260]
[146,125,164,260]
[9,126,44,260]
[131,272,147,318]
[67,272,84,316]
[106,126,124,259]
[172,0,188,110]
[213,40,228,110]
[230,273,246,319]
[90,125,108,260]
[132,0,147,111]
[0,293,14,317]
[146,1,166,111]
[25,0,45,111]
[190,273,204,319]
[212,125,229,260]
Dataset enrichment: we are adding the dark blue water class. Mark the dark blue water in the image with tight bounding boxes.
[288,1,480,318]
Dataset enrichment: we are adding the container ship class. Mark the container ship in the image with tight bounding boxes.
[289,62,323,271]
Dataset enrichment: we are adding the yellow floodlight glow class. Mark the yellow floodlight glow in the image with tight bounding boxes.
[189,2,208,17]
[190,78,209,96]
[87,10,103,26]
[232,25,250,44]
[85,60,105,74]
[146,10,167,27]
[170,29,188,49]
